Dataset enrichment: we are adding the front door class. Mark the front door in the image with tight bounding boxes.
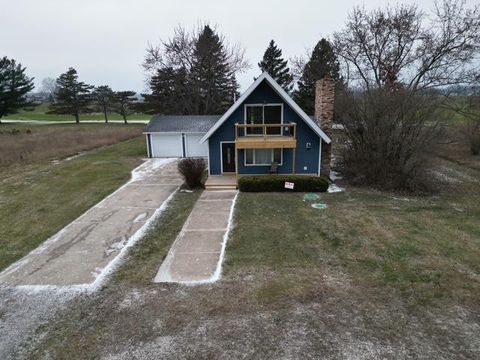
[221,142,236,173]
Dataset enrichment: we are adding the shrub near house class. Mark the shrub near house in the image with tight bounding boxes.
[238,175,329,192]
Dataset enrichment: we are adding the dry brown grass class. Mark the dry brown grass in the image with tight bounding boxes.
[0,124,143,168]
[436,124,480,172]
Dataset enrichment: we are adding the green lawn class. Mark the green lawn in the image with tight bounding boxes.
[0,136,146,271]
[5,103,151,121]
[226,182,480,306]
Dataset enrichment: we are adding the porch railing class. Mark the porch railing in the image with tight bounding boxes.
[234,123,296,140]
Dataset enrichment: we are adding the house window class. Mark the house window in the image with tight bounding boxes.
[245,104,282,135]
[245,148,282,166]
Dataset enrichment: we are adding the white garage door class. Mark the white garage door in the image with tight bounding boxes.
[149,133,208,158]
[185,134,208,157]
[151,134,183,157]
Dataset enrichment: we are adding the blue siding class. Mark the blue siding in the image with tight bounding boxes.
[208,80,320,175]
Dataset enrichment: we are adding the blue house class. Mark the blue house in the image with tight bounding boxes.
[145,72,334,187]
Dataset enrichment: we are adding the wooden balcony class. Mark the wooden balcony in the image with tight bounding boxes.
[234,123,297,149]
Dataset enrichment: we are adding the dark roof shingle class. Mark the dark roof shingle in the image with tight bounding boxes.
[145,115,220,133]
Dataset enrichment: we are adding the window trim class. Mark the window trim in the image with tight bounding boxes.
[244,103,284,136]
[244,148,283,166]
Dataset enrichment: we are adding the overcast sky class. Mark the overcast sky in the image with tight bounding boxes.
[3,0,470,93]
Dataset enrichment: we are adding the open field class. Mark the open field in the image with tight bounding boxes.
[13,127,479,359]
[3,103,151,122]
[0,124,143,168]
[0,129,146,272]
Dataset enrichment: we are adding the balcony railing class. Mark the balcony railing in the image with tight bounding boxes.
[234,123,296,140]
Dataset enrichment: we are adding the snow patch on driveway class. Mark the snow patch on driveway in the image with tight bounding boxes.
[131,158,177,182]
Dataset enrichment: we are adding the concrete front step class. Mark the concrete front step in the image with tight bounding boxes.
[204,175,237,191]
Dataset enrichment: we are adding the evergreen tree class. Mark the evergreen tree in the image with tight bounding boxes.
[293,39,340,115]
[113,91,137,124]
[49,68,93,123]
[93,85,114,124]
[142,67,190,115]
[258,40,293,92]
[0,57,35,123]
[190,25,238,114]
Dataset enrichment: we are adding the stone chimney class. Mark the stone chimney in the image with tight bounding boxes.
[315,75,334,177]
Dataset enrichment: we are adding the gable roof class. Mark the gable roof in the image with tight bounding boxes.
[200,72,331,144]
[145,115,221,133]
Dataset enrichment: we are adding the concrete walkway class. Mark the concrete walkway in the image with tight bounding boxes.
[154,190,237,284]
[0,159,181,289]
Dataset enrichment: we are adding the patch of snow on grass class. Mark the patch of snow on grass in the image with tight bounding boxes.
[51,151,86,165]
[432,165,479,184]
[328,184,343,193]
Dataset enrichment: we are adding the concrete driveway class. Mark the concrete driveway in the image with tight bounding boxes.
[0,159,181,289]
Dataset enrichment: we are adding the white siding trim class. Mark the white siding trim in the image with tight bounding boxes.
[143,131,206,135]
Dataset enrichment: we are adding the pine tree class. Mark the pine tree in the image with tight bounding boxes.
[258,40,293,92]
[293,39,341,115]
[93,85,114,124]
[0,57,35,123]
[190,25,238,114]
[142,67,190,115]
[113,91,137,124]
[48,68,93,123]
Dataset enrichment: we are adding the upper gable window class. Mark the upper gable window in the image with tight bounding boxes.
[245,104,282,135]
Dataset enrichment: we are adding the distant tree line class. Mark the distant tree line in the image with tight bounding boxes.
[47,68,138,124]
[0,60,138,124]
[0,25,344,123]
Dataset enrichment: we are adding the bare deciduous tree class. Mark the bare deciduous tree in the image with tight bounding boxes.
[142,24,249,84]
[93,85,114,124]
[339,89,444,192]
[40,77,57,103]
[113,91,137,124]
[333,0,480,91]
[334,0,480,191]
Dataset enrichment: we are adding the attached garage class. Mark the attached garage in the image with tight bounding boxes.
[145,115,220,158]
